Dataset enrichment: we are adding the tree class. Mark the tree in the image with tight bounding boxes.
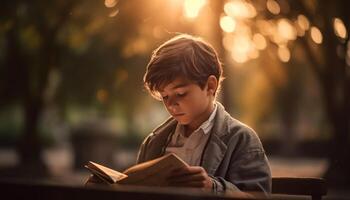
[0,1,77,174]
[0,0,203,174]
[291,0,350,185]
[211,0,349,185]
[0,0,144,174]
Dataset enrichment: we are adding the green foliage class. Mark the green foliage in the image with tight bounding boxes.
[0,105,23,146]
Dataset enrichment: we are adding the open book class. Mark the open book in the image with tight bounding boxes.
[85,153,188,186]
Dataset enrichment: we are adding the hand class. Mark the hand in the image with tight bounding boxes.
[167,166,213,189]
[84,175,106,187]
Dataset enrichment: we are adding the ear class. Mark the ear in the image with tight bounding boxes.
[206,75,218,96]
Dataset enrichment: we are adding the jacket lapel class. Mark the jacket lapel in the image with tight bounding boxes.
[201,134,227,175]
[146,102,230,175]
[201,102,229,175]
[145,118,177,161]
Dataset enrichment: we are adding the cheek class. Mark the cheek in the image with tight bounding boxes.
[182,95,207,112]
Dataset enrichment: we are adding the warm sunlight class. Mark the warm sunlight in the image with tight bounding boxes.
[295,15,310,36]
[231,34,253,63]
[333,18,348,39]
[266,0,280,15]
[257,19,275,36]
[297,15,310,31]
[224,0,256,19]
[310,26,323,44]
[222,34,234,51]
[109,9,119,17]
[277,18,297,42]
[104,0,118,8]
[277,45,290,62]
[253,33,267,50]
[183,0,207,19]
[248,48,259,59]
[220,16,236,33]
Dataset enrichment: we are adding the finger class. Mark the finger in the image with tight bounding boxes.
[186,166,205,173]
[170,167,189,175]
[168,166,204,178]
[167,170,201,180]
[168,173,206,183]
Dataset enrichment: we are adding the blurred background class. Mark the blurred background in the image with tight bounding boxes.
[0,0,349,197]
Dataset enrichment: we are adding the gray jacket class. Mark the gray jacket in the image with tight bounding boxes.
[136,102,271,194]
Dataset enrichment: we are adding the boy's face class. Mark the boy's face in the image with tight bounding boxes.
[158,77,215,129]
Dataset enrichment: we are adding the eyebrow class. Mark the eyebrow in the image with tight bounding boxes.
[172,83,189,89]
[159,83,189,92]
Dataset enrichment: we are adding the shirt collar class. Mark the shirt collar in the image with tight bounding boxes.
[196,103,217,135]
[173,103,218,138]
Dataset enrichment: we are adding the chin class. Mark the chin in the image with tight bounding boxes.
[175,118,190,125]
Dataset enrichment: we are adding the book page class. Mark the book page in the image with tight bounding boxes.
[85,166,114,184]
[86,161,128,183]
[118,153,188,186]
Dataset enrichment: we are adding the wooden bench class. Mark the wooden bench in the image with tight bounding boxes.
[272,177,327,200]
[0,179,255,200]
[0,177,328,200]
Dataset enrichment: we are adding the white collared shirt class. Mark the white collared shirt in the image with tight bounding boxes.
[165,103,218,166]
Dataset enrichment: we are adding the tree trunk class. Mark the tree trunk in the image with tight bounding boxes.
[323,89,350,186]
[16,98,47,175]
[4,20,46,177]
[320,2,350,184]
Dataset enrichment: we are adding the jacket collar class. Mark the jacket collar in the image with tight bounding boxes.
[149,102,230,174]
[200,102,229,174]
[152,102,229,137]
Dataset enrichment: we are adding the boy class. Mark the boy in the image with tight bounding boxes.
[86,34,271,195]
[138,34,271,194]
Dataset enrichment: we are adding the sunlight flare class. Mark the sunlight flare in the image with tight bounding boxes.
[183,0,207,19]
[333,18,347,39]
[220,16,236,33]
[310,26,323,44]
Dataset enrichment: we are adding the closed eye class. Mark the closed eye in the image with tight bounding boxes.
[162,95,168,101]
[177,92,187,97]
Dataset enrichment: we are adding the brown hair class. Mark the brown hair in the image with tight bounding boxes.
[143,34,223,100]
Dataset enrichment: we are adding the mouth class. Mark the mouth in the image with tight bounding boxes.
[172,113,185,117]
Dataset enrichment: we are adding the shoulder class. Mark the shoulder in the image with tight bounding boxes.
[137,117,177,163]
[214,103,264,152]
[228,117,265,154]
[215,102,257,138]
[141,117,177,145]
[227,117,262,147]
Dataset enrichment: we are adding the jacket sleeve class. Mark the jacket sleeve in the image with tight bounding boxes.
[212,150,271,195]
[211,128,271,195]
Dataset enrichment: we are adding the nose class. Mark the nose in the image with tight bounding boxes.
[166,96,179,112]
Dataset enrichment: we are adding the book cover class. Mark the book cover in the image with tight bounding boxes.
[85,153,188,186]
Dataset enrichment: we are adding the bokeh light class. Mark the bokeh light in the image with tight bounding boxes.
[277,18,297,42]
[266,0,280,15]
[333,18,347,39]
[297,15,310,31]
[183,0,207,19]
[224,0,256,19]
[220,15,236,33]
[253,33,267,50]
[277,45,291,62]
[310,26,323,44]
[104,0,118,8]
